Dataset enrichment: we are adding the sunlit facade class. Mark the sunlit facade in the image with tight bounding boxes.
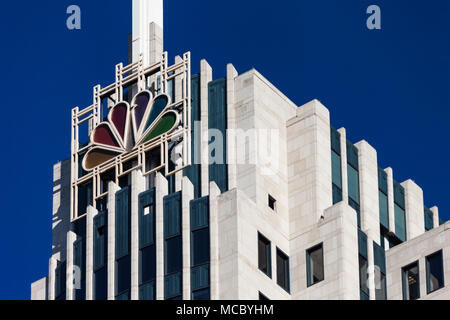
[30,0,449,300]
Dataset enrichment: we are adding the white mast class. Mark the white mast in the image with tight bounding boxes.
[132,0,163,66]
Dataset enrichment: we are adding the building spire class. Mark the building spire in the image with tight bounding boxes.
[132,0,163,66]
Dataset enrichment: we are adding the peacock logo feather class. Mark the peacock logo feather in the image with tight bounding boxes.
[82,91,179,171]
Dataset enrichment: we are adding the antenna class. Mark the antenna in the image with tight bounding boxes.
[132,0,163,66]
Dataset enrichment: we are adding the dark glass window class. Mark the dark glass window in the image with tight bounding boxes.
[164,192,183,300]
[332,150,343,205]
[55,261,66,299]
[78,182,93,217]
[332,183,343,204]
[140,245,156,285]
[139,281,155,300]
[94,267,107,300]
[192,228,210,266]
[116,291,130,300]
[347,164,360,204]
[268,195,277,211]
[394,204,406,242]
[165,207,181,238]
[192,288,210,300]
[307,244,324,287]
[259,292,269,300]
[359,255,369,297]
[375,271,387,300]
[402,261,420,300]
[424,207,434,232]
[379,190,389,229]
[373,241,387,300]
[116,255,131,298]
[331,128,343,205]
[349,197,361,228]
[116,187,131,259]
[94,212,107,271]
[139,192,155,248]
[276,248,290,292]
[258,233,272,278]
[165,236,183,275]
[331,150,342,189]
[164,272,182,300]
[190,196,210,300]
[426,251,444,294]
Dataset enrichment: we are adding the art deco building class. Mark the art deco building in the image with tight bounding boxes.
[31,0,449,300]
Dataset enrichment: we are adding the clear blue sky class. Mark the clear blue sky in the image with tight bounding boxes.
[0,0,449,299]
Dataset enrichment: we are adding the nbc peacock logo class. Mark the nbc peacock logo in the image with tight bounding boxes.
[82,90,180,171]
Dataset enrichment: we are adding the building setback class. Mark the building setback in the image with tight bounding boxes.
[31,0,449,300]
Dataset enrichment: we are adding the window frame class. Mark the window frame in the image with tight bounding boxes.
[268,195,277,212]
[257,232,272,278]
[259,292,269,300]
[426,250,445,295]
[276,247,290,293]
[402,260,420,300]
[359,255,369,297]
[306,243,325,287]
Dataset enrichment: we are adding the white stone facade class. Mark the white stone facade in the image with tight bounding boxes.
[31,60,449,301]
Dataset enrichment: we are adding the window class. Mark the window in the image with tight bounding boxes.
[331,149,343,205]
[94,267,107,300]
[139,189,156,300]
[393,180,406,242]
[94,212,106,271]
[394,204,406,242]
[426,251,444,294]
[373,242,387,300]
[115,255,131,299]
[347,143,361,228]
[144,204,153,216]
[192,288,210,300]
[258,233,272,278]
[331,127,343,205]
[347,165,360,204]
[139,281,155,300]
[359,255,369,298]
[140,245,156,285]
[306,244,324,287]
[378,190,389,229]
[402,261,420,300]
[191,228,210,266]
[331,150,342,189]
[190,196,211,300]
[268,195,277,211]
[163,192,183,300]
[55,261,66,300]
[378,168,389,229]
[276,248,290,292]
[358,230,369,300]
[349,197,361,228]
[73,237,86,300]
[164,272,182,300]
[165,236,183,274]
[259,292,269,300]
[375,271,387,300]
[77,182,93,217]
[424,207,434,232]
[115,187,131,300]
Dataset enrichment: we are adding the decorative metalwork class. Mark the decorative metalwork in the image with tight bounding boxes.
[71,52,191,221]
